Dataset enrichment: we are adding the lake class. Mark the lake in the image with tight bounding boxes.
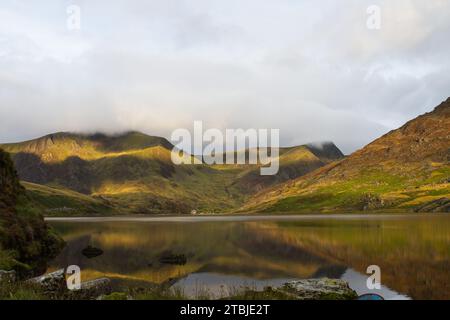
[46,214,450,300]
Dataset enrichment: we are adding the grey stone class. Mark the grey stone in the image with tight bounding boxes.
[28,269,113,300]
[0,270,16,282]
[277,278,358,300]
[28,269,67,296]
[360,193,385,211]
[67,278,112,300]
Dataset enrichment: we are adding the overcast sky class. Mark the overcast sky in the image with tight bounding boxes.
[1,0,449,153]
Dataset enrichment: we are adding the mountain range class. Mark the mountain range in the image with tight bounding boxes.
[0,98,449,215]
[242,98,450,213]
[0,132,343,215]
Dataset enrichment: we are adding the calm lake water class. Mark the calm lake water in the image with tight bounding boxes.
[47,214,450,300]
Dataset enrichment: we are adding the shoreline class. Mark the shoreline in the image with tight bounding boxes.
[44,212,443,223]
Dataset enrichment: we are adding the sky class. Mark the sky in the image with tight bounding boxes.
[0,0,449,154]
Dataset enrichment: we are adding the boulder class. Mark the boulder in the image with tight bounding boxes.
[28,269,66,298]
[0,270,16,282]
[67,278,112,300]
[29,269,65,289]
[360,193,385,211]
[159,252,187,265]
[81,245,104,259]
[25,268,113,300]
[276,278,358,300]
[229,278,358,300]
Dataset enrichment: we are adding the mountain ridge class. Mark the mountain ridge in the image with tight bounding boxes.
[1,132,342,214]
[1,131,173,161]
[2,98,447,215]
[241,98,450,213]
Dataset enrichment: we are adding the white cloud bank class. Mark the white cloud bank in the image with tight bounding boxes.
[0,0,449,153]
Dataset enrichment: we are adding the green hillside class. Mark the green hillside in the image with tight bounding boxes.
[1,132,339,215]
[3,98,448,216]
[242,98,450,213]
[22,182,116,216]
[1,99,448,216]
[227,144,341,194]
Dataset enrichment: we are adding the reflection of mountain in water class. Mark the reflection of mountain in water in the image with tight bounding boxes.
[174,273,298,299]
[173,268,410,300]
[49,221,346,288]
[48,215,450,299]
[243,218,450,300]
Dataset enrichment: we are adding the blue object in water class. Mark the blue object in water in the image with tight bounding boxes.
[357,293,385,300]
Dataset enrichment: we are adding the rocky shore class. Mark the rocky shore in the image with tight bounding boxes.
[0,269,357,300]
[226,278,358,300]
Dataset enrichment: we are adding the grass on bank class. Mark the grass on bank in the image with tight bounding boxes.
[0,279,303,300]
[257,168,449,213]
[0,279,46,300]
[22,182,116,216]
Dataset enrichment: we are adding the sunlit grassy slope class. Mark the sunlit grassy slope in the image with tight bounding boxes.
[0,131,173,162]
[1,131,340,214]
[4,99,447,215]
[242,99,450,213]
[22,182,116,216]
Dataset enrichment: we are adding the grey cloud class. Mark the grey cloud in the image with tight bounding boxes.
[0,0,449,154]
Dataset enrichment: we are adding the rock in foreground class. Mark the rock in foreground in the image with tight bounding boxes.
[28,269,112,300]
[279,279,358,300]
[227,278,358,300]
[28,269,66,298]
[68,278,112,300]
[0,270,16,283]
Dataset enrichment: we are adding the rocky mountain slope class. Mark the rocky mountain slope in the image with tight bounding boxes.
[1,132,342,214]
[7,98,446,215]
[241,98,450,213]
[0,149,63,274]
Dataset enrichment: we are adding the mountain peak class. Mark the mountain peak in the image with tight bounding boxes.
[2,131,174,154]
[433,97,450,114]
[306,142,345,160]
[77,130,174,152]
[243,99,450,213]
